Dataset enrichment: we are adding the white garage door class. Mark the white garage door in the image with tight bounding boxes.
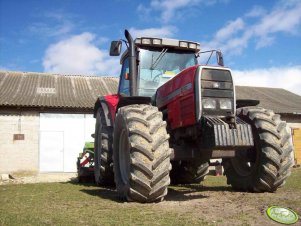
[39,113,95,172]
[40,131,64,172]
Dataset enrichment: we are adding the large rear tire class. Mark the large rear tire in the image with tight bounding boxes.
[94,108,114,185]
[223,107,294,192]
[170,161,209,184]
[113,104,172,203]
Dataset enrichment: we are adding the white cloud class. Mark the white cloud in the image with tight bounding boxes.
[214,18,245,42]
[43,33,120,76]
[150,0,201,23]
[129,26,177,38]
[137,4,152,18]
[245,5,266,18]
[28,11,75,37]
[254,3,301,36]
[233,65,301,95]
[255,35,274,49]
[139,0,227,23]
[29,20,73,37]
[205,29,252,55]
[203,1,301,55]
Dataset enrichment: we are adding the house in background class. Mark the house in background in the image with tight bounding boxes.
[0,71,300,174]
[236,86,301,129]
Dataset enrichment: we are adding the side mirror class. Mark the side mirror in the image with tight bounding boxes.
[217,51,224,66]
[109,41,122,56]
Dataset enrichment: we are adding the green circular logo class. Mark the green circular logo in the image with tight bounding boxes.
[266,206,299,225]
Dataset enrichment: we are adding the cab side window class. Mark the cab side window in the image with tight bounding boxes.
[118,58,129,95]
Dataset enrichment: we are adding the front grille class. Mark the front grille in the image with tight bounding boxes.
[201,68,234,116]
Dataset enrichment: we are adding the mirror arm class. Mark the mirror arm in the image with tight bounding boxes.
[120,39,129,48]
[198,49,224,66]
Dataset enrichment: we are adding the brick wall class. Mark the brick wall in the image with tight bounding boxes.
[0,110,39,173]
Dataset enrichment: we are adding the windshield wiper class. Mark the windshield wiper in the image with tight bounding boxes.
[150,48,168,70]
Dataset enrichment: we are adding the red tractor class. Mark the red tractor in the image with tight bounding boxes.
[93,30,293,203]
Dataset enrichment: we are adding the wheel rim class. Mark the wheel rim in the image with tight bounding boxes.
[231,134,259,177]
[119,129,130,185]
[231,157,255,177]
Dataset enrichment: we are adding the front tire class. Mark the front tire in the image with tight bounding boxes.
[223,107,294,192]
[113,104,172,203]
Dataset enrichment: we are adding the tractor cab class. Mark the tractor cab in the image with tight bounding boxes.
[110,34,201,97]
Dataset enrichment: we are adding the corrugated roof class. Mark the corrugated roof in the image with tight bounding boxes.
[236,86,301,114]
[0,71,118,109]
[0,71,300,113]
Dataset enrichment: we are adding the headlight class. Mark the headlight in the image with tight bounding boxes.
[202,98,216,109]
[219,99,232,110]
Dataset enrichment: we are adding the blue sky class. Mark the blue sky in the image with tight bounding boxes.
[0,0,301,95]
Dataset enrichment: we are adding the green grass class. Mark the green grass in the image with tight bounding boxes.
[0,183,209,226]
[283,167,301,191]
[1,168,300,226]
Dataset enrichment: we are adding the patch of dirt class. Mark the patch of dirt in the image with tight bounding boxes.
[0,173,77,185]
[154,185,300,226]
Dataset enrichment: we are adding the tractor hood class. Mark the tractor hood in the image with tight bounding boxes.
[156,64,235,129]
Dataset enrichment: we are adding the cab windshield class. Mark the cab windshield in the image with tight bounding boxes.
[138,48,197,96]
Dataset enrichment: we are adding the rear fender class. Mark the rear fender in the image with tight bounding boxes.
[116,96,152,110]
[94,95,152,125]
[94,94,120,125]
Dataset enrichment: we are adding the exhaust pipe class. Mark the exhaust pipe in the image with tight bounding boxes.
[124,30,137,96]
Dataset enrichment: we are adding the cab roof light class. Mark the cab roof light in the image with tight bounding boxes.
[179,41,188,48]
[141,38,151,45]
[189,43,197,49]
[134,37,201,52]
[152,39,162,45]
[135,38,142,44]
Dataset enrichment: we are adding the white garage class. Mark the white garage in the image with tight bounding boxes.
[39,113,95,172]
